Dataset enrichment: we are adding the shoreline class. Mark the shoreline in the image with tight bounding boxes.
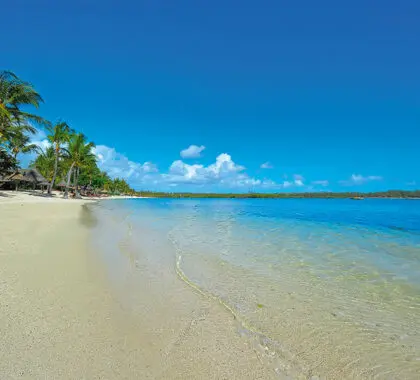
[0,192,277,379]
[0,189,144,205]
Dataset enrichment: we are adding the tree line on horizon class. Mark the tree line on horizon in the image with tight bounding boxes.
[136,190,420,199]
[0,70,134,196]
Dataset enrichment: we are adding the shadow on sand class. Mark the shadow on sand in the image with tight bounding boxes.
[0,191,14,198]
[0,190,64,199]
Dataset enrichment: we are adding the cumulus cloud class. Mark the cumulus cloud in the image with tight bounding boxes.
[180,144,205,159]
[93,145,157,181]
[168,161,204,181]
[26,129,50,152]
[340,174,383,186]
[91,147,276,190]
[293,174,304,187]
[260,161,273,169]
[164,153,252,187]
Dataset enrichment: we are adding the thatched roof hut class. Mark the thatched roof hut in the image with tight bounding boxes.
[22,169,48,184]
[3,169,48,185]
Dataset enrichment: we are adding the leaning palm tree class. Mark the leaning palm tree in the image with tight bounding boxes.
[0,70,45,141]
[8,128,39,160]
[63,133,96,199]
[46,121,71,194]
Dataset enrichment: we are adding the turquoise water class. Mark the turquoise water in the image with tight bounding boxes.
[93,198,420,379]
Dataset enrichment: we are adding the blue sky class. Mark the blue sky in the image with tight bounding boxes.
[5,1,419,192]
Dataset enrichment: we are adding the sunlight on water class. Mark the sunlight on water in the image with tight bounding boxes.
[95,198,420,379]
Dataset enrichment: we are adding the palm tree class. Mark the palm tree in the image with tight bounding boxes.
[0,146,18,175]
[63,133,96,199]
[30,146,56,183]
[46,121,71,194]
[8,128,39,160]
[0,70,45,141]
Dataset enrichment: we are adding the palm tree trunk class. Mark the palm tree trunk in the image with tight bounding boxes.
[72,168,76,188]
[74,168,81,198]
[63,161,75,199]
[48,148,59,195]
[75,167,82,199]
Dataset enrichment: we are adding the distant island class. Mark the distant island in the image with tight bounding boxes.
[137,190,420,199]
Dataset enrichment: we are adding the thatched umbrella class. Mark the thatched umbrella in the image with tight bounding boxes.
[4,172,26,181]
[99,189,109,197]
[56,180,66,192]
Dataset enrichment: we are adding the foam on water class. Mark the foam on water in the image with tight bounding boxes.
[93,198,420,379]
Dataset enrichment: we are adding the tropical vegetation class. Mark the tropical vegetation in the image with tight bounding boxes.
[0,70,136,196]
[0,70,44,176]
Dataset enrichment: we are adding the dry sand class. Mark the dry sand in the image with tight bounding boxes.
[0,191,277,379]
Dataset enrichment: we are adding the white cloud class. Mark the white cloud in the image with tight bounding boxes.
[93,145,157,181]
[260,161,273,169]
[91,147,276,190]
[168,160,204,180]
[312,180,329,187]
[164,153,250,187]
[26,129,50,152]
[180,144,205,159]
[282,180,293,188]
[340,174,383,186]
[293,174,304,187]
[17,129,50,168]
[31,128,47,142]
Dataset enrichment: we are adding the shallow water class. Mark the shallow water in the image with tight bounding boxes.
[93,198,420,379]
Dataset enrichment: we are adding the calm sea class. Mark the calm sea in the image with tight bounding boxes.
[92,198,420,379]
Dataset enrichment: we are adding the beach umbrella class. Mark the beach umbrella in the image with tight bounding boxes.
[57,180,67,188]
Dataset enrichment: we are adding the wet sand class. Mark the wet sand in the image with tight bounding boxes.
[0,194,276,379]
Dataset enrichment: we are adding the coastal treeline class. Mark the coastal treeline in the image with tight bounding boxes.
[137,190,420,199]
[0,70,135,196]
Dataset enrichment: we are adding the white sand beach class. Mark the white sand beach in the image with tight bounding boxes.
[0,191,276,379]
